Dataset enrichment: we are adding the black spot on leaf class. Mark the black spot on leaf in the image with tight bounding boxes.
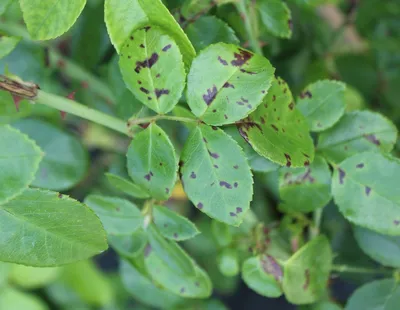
[223,82,234,88]
[197,202,203,209]
[236,207,242,213]
[303,269,310,290]
[365,186,371,196]
[240,68,256,75]
[260,255,283,282]
[140,87,150,94]
[284,153,292,167]
[338,168,346,184]
[190,171,197,179]
[208,151,219,159]
[220,181,232,189]
[144,171,153,181]
[363,134,381,146]
[229,212,236,216]
[356,163,364,168]
[234,182,238,188]
[288,102,294,110]
[135,53,159,73]
[231,48,253,66]
[162,44,172,52]
[300,90,312,99]
[155,88,170,99]
[142,26,151,32]
[144,244,152,257]
[203,85,218,105]
[271,124,279,132]
[218,56,228,65]
[140,44,145,48]
[233,165,239,169]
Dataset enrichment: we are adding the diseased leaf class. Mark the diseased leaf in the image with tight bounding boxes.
[238,76,314,167]
[119,26,185,114]
[186,16,240,52]
[19,0,87,40]
[84,195,143,236]
[332,152,400,236]
[127,123,178,200]
[186,43,275,125]
[153,205,199,241]
[105,0,195,67]
[0,35,20,59]
[279,155,332,212]
[353,226,400,268]
[346,279,400,310]
[105,173,150,199]
[283,236,332,304]
[0,188,107,266]
[256,0,292,38]
[318,111,397,164]
[14,119,88,191]
[108,230,147,258]
[180,124,253,226]
[0,125,42,205]
[297,80,346,132]
[0,91,32,124]
[242,255,283,298]
[0,287,47,310]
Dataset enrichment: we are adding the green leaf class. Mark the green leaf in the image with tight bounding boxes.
[0,125,42,205]
[146,225,196,275]
[256,0,292,38]
[186,43,275,125]
[0,287,47,310]
[153,205,199,241]
[238,76,314,167]
[144,242,212,298]
[282,235,332,304]
[105,0,195,67]
[300,301,343,310]
[217,248,239,277]
[0,0,13,16]
[84,195,143,236]
[105,173,150,199]
[14,119,88,191]
[10,265,60,289]
[108,230,147,258]
[297,80,346,132]
[346,279,400,310]
[120,259,183,308]
[180,124,253,225]
[186,16,240,52]
[242,255,283,298]
[119,26,185,114]
[0,188,107,267]
[353,226,400,268]
[127,123,178,200]
[279,155,332,212]
[318,111,397,164]
[332,152,400,235]
[19,0,87,40]
[211,220,233,247]
[0,90,32,124]
[0,35,20,59]
[115,89,143,121]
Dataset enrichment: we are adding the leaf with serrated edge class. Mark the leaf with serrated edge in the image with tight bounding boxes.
[153,205,199,241]
[318,111,397,164]
[84,195,143,236]
[127,123,178,200]
[257,0,292,38]
[180,124,253,226]
[105,173,150,199]
[187,43,275,125]
[0,188,107,266]
[119,26,185,114]
[297,80,346,132]
[238,76,314,167]
[19,0,86,40]
[332,152,400,236]
[0,125,43,205]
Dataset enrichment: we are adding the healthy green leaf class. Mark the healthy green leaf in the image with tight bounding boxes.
[0,0,13,16]
[108,230,147,258]
[180,0,214,19]
[211,220,233,247]
[353,226,400,268]
[115,89,144,121]
[153,205,199,241]
[0,125,42,205]
[186,43,275,125]
[238,76,314,167]
[10,265,60,289]
[318,111,397,164]
[256,0,292,38]
[0,90,32,124]
[126,123,178,200]
[0,287,47,310]
[346,279,400,310]
[0,35,20,59]
[0,188,107,266]
[120,259,183,308]
[180,124,253,226]
[105,0,195,67]
[217,248,239,277]
[242,255,283,298]
[186,16,240,52]
[283,235,332,304]
[300,301,343,310]
[297,80,346,132]
[119,26,186,114]
[332,152,400,235]
[14,119,88,191]
[84,195,143,236]
[279,155,332,212]
[105,173,150,199]
[19,0,87,40]
[144,242,212,298]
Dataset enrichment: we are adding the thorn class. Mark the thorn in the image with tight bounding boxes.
[12,95,22,112]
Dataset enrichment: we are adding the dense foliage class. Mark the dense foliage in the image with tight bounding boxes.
[0,0,399,309]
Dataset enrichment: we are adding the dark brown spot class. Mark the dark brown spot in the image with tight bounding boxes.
[300,90,312,99]
[240,68,256,75]
[144,171,153,181]
[208,151,219,159]
[223,82,234,88]
[218,56,228,66]
[190,171,196,179]
[365,186,371,196]
[247,104,252,109]
[234,182,238,188]
[138,80,142,85]
[220,181,232,189]
[203,85,218,105]
[180,287,185,294]
[165,188,169,194]
[213,164,219,169]
[135,53,159,73]
[241,97,249,103]
[272,95,276,101]
[142,26,151,32]
[156,74,160,78]
[224,114,228,120]
[284,153,292,167]
[139,44,145,48]
[394,220,400,226]
[159,162,163,166]
[237,101,245,106]
[140,87,150,94]
[356,163,364,169]
[233,165,239,169]
[236,207,242,213]
[212,126,218,130]
[229,212,236,216]
[363,134,381,146]
[271,124,279,132]
[203,137,208,143]
[303,153,310,158]
[212,109,217,112]
[304,160,310,166]
[144,244,152,257]
[303,269,310,290]
[58,193,63,198]
[231,48,253,66]
[162,44,172,52]
[260,255,283,282]
[197,202,203,209]
[155,88,170,99]
[262,90,266,94]
[260,116,265,124]
[338,168,346,184]
[147,96,152,100]
[130,36,134,40]
[139,122,150,129]
[288,102,294,110]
